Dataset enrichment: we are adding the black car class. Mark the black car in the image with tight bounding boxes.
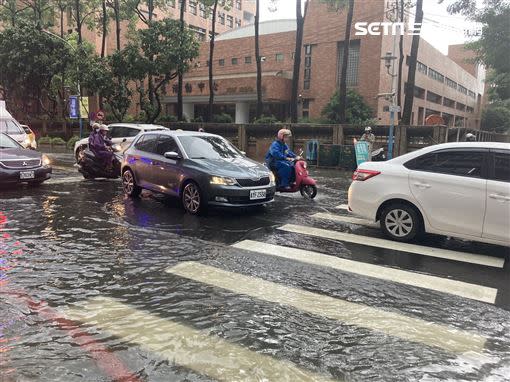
[121,131,276,214]
[0,133,52,186]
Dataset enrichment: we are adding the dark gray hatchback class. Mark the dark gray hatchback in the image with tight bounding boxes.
[121,131,276,214]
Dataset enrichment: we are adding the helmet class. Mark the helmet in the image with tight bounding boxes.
[92,122,101,130]
[277,129,292,140]
[466,133,476,142]
[98,124,109,132]
[365,126,372,132]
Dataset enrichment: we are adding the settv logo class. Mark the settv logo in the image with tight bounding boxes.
[355,22,422,36]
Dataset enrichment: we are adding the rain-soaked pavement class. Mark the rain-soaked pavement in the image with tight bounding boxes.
[1,154,509,381]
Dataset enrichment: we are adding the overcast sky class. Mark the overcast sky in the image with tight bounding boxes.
[257,0,481,54]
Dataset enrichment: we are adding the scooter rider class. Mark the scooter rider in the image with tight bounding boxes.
[360,126,376,160]
[466,133,477,142]
[89,123,114,170]
[265,129,299,190]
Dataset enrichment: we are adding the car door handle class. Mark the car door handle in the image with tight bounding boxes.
[489,193,510,201]
[413,182,431,189]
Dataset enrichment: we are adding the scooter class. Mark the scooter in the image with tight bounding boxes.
[78,144,122,180]
[270,155,318,199]
[371,148,386,162]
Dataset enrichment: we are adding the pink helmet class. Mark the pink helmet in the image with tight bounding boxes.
[277,129,292,141]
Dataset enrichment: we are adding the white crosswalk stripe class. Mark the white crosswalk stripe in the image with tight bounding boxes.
[166,262,487,354]
[335,204,349,210]
[45,176,84,185]
[63,296,335,382]
[312,212,378,228]
[278,224,504,268]
[232,240,497,304]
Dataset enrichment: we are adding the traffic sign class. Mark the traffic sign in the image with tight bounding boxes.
[69,96,79,119]
[96,110,105,121]
[389,105,401,113]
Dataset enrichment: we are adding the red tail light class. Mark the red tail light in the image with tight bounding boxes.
[352,169,381,181]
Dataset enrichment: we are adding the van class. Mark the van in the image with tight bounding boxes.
[0,101,31,149]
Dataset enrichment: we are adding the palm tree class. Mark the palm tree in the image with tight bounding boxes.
[290,0,307,123]
[254,0,263,119]
[208,0,219,122]
[401,0,424,125]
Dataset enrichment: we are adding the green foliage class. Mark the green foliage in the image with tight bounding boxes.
[321,90,374,125]
[212,113,234,123]
[482,100,510,133]
[38,136,51,145]
[67,136,81,149]
[51,137,66,145]
[252,115,280,124]
[156,114,178,123]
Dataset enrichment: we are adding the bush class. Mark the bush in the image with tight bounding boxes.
[51,137,66,145]
[67,136,81,150]
[123,114,135,123]
[212,113,233,123]
[38,136,51,145]
[192,116,204,123]
[253,115,280,124]
[156,114,178,123]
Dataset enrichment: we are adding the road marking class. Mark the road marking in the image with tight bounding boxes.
[45,176,84,185]
[312,212,378,228]
[335,204,349,210]
[64,296,336,382]
[166,262,487,354]
[278,224,504,269]
[232,240,497,304]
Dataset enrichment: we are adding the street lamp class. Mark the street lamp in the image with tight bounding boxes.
[42,30,84,139]
[381,51,398,159]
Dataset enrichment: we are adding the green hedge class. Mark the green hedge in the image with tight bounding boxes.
[67,136,81,150]
[38,136,51,145]
[51,137,66,145]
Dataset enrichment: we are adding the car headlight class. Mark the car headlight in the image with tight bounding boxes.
[269,172,276,183]
[210,176,237,186]
[42,154,51,166]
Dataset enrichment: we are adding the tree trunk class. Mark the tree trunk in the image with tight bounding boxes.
[290,0,305,123]
[101,0,107,57]
[397,0,404,120]
[114,0,121,51]
[401,0,423,125]
[147,0,155,122]
[338,0,354,124]
[177,0,186,121]
[60,8,64,37]
[255,0,262,119]
[208,0,219,122]
[75,0,82,45]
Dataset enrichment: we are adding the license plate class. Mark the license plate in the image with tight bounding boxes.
[250,189,266,200]
[20,171,35,180]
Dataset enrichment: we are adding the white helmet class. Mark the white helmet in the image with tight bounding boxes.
[97,123,109,132]
[466,133,476,142]
[365,126,372,132]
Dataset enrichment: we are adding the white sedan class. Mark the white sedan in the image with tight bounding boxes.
[74,123,168,161]
[348,142,510,246]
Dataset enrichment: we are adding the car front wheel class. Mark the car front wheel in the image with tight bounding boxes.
[380,203,421,242]
[122,169,141,197]
[182,182,204,215]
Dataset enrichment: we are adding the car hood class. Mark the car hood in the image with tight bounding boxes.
[0,148,41,160]
[191,157,270,178]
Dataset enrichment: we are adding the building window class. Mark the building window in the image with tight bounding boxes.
[426,91,442,104]
[189,25,206,41]
[468,90,476,99]
[305,44,312,55]
[458,85,468,95]
[236,0,242,10]
[445,77,457,90]
[235,18,241,28]
[232,57,238,65]
[227,15,233,28]
[304,80,310,90]
[417,61,428,75]
[189,1,197,15]
[304,56,311,67]
[275,53,284,62]
[179,0,186,12]
[303,44,312,90]
[245,56,252,64]
[443,97,455,108]
[199,3,206,18]
[428,68,444,83]
[219,59,225,66]
[337,40,360,87]
[218,12,225,25]
[456,102,466,111]
[466,106,474,113]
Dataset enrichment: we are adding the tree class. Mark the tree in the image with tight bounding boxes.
[19,0,54,29]
[0,1,30,27]
[208,0,219,122]
[321,0,355,123]
[401,0,423,125]
[127,18,199,123]
[481,100,510,133]
[177,0,186,121]
[290,0,307,123]
[254,0,263,119]
[322,89,374,126]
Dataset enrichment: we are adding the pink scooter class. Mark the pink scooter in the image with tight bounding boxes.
[272,155,318,199]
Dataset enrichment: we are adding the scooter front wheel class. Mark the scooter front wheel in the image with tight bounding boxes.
[300,184,317,199]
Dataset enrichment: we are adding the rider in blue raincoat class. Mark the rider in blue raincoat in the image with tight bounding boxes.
[265,129,297,189]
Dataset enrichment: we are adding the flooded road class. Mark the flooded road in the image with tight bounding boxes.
[1,161,509,381]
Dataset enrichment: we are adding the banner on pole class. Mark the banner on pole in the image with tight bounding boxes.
[79,97,89,119]
[69,96,79,119]
[355,141,370,166]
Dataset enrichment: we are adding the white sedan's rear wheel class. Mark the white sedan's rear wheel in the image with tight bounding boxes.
[380,203,421,242]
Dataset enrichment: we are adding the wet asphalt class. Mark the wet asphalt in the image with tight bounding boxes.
[0,153,509,381]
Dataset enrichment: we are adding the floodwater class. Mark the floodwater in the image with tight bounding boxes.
[1,165,509,381]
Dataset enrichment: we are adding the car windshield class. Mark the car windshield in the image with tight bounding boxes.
[0,119,23,134]
[0,133,21,149]
[178,135,242,159]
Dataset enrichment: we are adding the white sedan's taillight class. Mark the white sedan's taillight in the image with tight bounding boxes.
[352,169,381,181]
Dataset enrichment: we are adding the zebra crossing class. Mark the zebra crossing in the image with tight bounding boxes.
[61,208,507,381]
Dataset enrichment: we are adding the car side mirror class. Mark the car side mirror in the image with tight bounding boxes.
[122,138,127,143]
[164,151,181,160]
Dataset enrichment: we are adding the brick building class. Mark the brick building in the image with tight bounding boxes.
[173,0,485,128]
